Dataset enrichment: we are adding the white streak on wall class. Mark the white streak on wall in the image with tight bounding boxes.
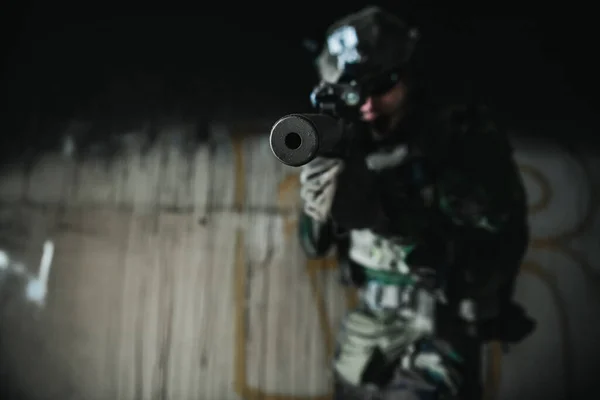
[26,240,55,306]
[0,250,8,270]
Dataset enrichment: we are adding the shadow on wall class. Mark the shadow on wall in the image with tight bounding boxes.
[0,14,316,166]
[1,11,598,168]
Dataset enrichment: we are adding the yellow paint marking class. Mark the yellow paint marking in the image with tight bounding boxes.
[520,260,573,399]
[234,230,333,399]
[482,341,503,400]
[234,229,247,396]
[519,163,552,214]
[231,135,246,212]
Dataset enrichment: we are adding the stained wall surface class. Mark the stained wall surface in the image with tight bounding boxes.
[0,122,598,400]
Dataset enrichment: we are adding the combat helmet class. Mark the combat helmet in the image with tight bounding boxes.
[316,6,419,94]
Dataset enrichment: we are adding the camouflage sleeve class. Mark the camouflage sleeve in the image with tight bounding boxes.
[435,105,526,233]
[437,168,521,233]
[434,105,529,318]
[298,211,336,258]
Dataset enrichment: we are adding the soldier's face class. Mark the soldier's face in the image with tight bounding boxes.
[359,82,407,123]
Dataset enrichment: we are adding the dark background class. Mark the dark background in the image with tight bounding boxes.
[0,2,597,399]
[0,1,598,157]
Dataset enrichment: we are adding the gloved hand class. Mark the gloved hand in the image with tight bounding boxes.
[400,338,463,399]
[299,157,344,222]
[477,301,536,344]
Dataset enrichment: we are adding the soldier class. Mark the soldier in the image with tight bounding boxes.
[297,6,533,399]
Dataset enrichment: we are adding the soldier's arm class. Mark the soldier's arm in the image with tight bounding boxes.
[298,211,337,258]
[435,105,526,233]
[296,156,345,259]
[435,105,529,321]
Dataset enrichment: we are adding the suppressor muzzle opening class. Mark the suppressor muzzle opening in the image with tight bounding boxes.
[269,115,319,167]
[284,132,302,150]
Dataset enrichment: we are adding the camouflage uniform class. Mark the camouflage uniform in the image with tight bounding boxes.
[299,101,528,399]
[298,6,529,399]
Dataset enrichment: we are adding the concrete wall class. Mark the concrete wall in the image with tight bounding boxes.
[0,121,598,400]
